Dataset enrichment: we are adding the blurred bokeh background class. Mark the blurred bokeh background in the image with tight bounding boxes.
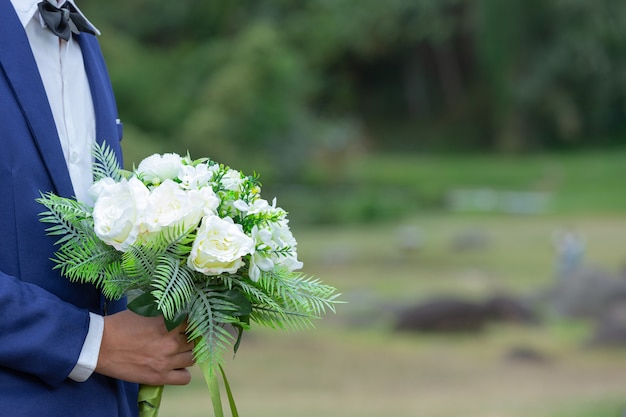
[83,1,626,416]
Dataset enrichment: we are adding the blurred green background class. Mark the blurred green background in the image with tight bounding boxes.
[82,1,626,416]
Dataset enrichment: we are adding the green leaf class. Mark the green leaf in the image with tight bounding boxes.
[164,311,187,332]
[219,364,239,417]
[224,289,252,317]
[232,323,246,354]
[127,292,161,317]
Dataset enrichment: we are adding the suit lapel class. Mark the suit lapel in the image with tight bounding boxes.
[0,1,75,198]
[77,33,123,165]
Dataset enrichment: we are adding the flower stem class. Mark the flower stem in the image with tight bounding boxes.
[199,361,224,417]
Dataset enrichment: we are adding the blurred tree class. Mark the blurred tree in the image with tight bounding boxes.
[82,0,626,165]
[181,22,315,177]
[475,0,626,152]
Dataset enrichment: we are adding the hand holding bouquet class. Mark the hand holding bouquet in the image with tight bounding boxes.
[37,144,340,416]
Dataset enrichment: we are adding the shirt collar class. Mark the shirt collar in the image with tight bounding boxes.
[10,0,100,35]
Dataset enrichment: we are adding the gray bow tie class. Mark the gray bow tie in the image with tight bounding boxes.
[37,0,95,41]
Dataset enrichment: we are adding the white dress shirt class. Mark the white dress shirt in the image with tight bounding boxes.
[10,0,104,383]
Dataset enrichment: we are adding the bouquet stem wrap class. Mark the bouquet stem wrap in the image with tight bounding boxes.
[138,385,164,417]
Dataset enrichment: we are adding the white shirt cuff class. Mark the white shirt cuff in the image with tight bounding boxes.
[68,312,104,382]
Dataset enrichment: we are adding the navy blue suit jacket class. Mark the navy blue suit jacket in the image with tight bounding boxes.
[0,2,138,416]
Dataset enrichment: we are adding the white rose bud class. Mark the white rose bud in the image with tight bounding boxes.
[136,153,183,185]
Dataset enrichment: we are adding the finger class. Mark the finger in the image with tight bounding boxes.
[182,340,195,353]
[165,368,192,386]
[173,331,194,351]
[172,350,196,370]
[174,344,194,358]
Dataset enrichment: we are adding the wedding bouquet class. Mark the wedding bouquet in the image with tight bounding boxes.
[37,144,340,417]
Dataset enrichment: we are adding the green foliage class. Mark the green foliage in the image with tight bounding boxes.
[80,0,626,167]
[475,0,626,151]
[180,21,314,176]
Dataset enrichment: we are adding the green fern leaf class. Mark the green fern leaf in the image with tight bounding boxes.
[53,236,122,289]
[249,306,316,330]
[256,269,339,315]
[92,142,124,182]
[151,256,195,320]
[222,276,282,311]
[122,244,161,285]
[37,192,93,245]
[99,261,133,299]
[187,286,239,367]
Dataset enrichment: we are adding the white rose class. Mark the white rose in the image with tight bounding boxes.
[141,179,204,234]
[92,177,149,251]
[188,215,255,275]
[136,153,183,185]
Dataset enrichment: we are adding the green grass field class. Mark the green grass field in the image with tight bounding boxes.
[119,148,626,416]
[155,213,626,417]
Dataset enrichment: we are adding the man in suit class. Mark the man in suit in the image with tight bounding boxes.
[0,1,195,415]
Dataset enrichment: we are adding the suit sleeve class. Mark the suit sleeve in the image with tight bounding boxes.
[0,270,90,388]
